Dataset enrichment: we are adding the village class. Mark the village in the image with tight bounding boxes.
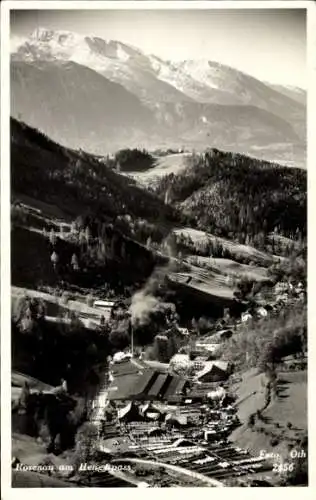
[11,275,307,488]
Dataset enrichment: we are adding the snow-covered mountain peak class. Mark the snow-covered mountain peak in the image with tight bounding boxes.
[172,59,249,92]
[30,27,77,43]
[11,28,305,119]
[14,28,145,64]
[11,29,243,94]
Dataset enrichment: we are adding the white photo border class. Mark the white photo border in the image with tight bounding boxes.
[1,1,315,499]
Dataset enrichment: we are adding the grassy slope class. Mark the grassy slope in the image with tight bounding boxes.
[186,256,270,283]
[168,264,236,302]
[230,369,307,462]
[174,227,284,266]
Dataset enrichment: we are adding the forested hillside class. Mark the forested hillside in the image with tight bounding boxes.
[154,149,306,247]
[114,148,155,172]
[11,118,184,243]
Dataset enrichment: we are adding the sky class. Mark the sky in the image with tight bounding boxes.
[10,8,306,88]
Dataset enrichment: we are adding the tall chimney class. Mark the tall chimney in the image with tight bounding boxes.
[129,318,134,357]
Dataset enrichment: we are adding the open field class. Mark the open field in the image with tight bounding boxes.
[186,256,270,283]
[168,267,236,305]
[174,228,287,267]
[124,153,190,187]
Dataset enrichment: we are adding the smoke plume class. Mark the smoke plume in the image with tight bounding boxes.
[129,238,177,327]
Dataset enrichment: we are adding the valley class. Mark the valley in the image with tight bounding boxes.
[10,118,307,487]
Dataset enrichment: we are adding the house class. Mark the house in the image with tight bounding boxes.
[241,312,252,323]
[274,282,289,294]
[194,343,221,356]
[93,299,116,315]
[191,331,232,359]
[139,402,165,422]
[117,402,145,422]
[197,330,233,346]
[206,386,226,401]
[296,282,304,291]
[113,351,132,364]
[177,327,190,336]
[256,307,268,318]
[165,413,188,427]
[193,361,230,383]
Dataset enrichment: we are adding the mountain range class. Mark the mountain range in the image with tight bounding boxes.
[11,28,306,167]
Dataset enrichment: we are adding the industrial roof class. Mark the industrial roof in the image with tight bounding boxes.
[164,376,185,399]
[108,364,188,401]
[147,374,169,397]
[108,369,154,400]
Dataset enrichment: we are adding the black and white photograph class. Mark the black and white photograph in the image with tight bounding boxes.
[1,0,312,493]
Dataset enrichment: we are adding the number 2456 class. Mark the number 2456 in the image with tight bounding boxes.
[273,463,294,473]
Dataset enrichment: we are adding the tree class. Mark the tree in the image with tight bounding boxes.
[146,236,152,249]
[223,308,230,321]
[51,251,59,270]
[79,231,86,247]
[86,342,98,360]
[248,414,255,427]
[164,187,172,205]
[71,253,79,271]
[121,241,126,260]
[75,216,85,232]
[191,317,198,332]
[86,295,94,307]
[71,221,78,235]
[49,229,56,246]
[60,292,70,305]
[19,382,30,411]
[109,319,130,349]
[85,226,91,243]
